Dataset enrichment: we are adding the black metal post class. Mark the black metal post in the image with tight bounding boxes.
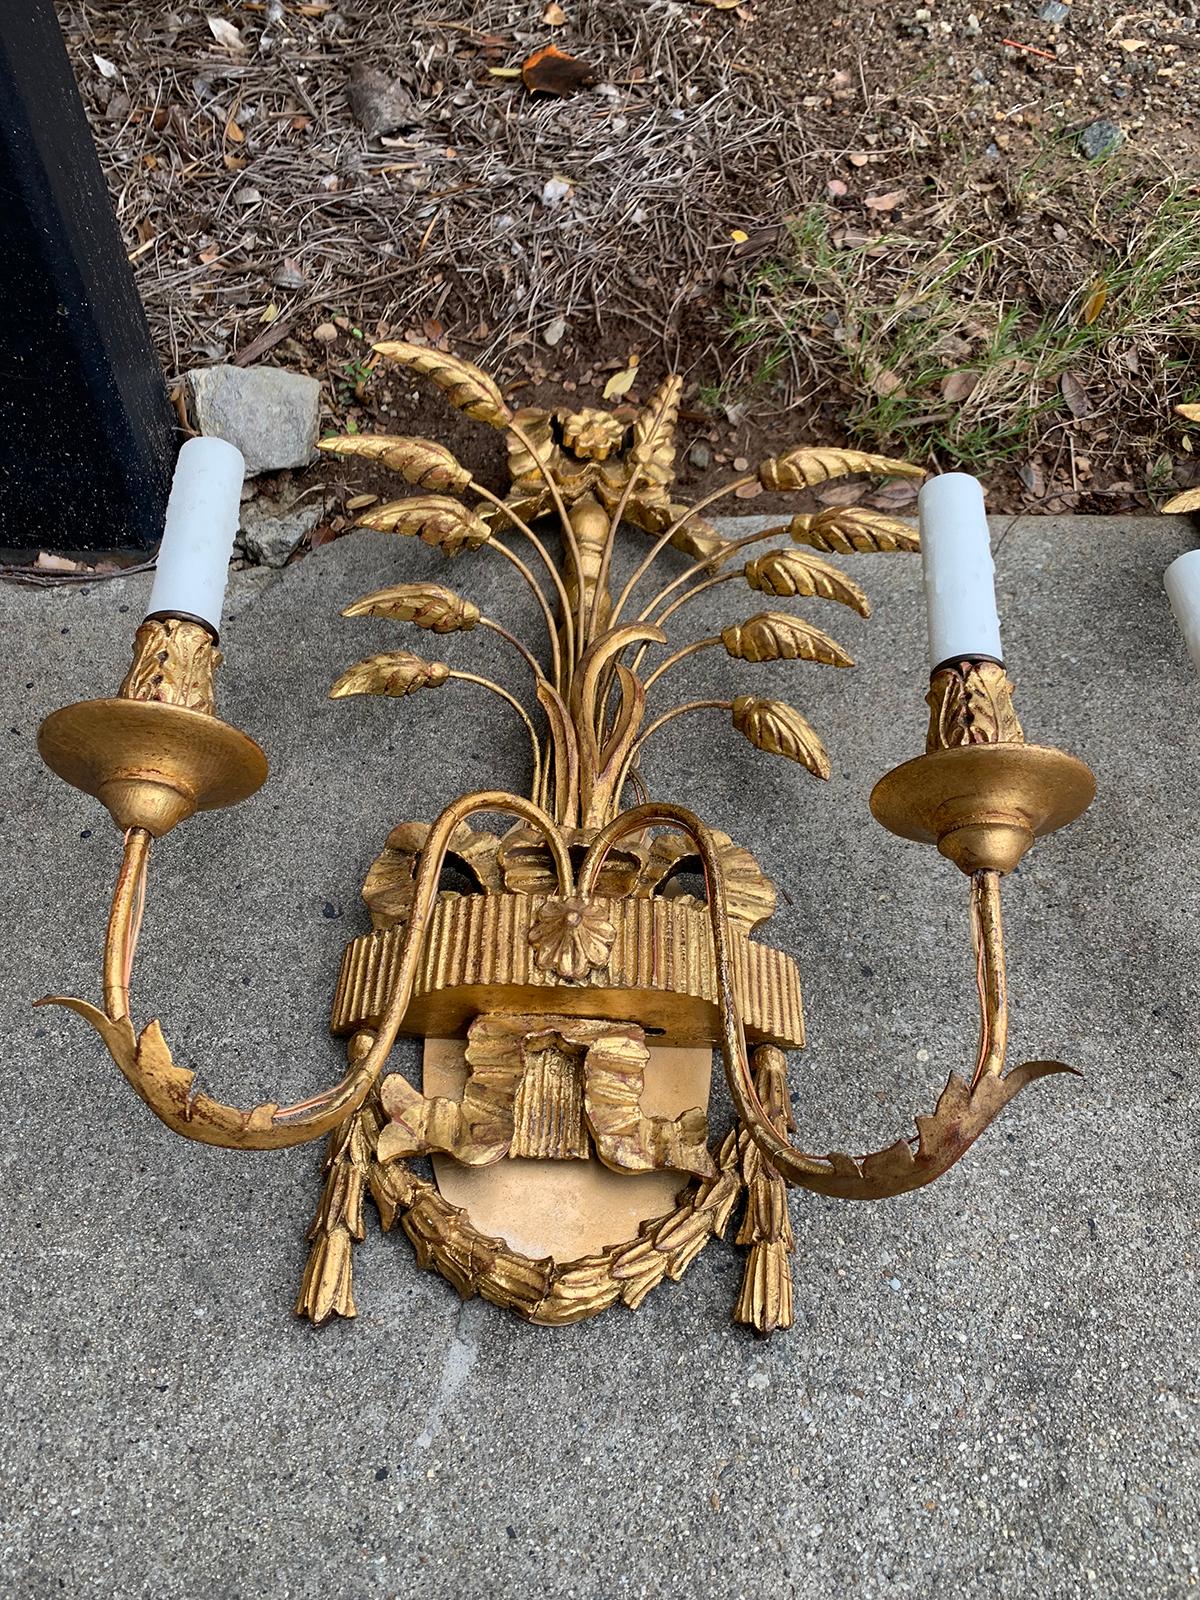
[0,0,177,549]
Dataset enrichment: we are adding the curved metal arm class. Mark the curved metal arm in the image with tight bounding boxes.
[42,790,572,1151]
[578,804,1076,1200]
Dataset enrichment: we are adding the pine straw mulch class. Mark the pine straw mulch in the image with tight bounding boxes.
[57,0,1200,519]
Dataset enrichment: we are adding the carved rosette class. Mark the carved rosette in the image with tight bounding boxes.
[528,896,617,981]
[925,660,1024,754]
[118,618,221,716]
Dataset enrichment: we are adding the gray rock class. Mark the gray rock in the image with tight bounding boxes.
[1078,119,1124,159]
[237,496,322,567]
[688,441,712,471]
[1037,0,1071,21]
[185,364,321,476]
[346,64,419,138]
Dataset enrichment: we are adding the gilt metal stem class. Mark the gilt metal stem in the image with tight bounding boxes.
[469,481,573,684]
[447,670,543,800]
[506,418,588,655]
[969,869,1007,1091]
[79,790,572,1149]
[103,826,151,1022]
[480,538,563,693]
[641,636,720,690]
[608,475,757,630]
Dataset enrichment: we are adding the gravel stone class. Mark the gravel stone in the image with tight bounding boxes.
[237,497,322,567]
[1078,118,1125,158]
[185,363,321,476]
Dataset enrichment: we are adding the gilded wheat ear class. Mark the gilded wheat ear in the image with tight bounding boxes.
[720,612,853,667]
[758,447,924,492]
[372,342,512,427]
[743,549,870,616]
[317,434,471,493]
[355,497,491,556]
[341,583,480,633]
[329,651,451,699]
[789,506,920,554]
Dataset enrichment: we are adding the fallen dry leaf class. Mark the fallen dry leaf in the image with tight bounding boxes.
[346,494,379,512]
[93,54,119,79]
[734,481,763,499]
[603,363,638,400]
[273,258,306,290]
[865,190,904,212]
[941,370,980,403]
[1081,282,1107,325]
[207,16,246,51]
[815,481,866,507]
[35,551,82,573]
[1060,370,1091,419]
[1019,460,1045,498]
[869,479,918,509]
[522,45,596,96]
[872,368,902,396]
[730,229,749,243]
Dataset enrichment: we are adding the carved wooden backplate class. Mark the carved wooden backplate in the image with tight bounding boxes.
[423,1036,712,1260]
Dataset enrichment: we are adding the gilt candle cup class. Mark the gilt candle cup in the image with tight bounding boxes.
[144,436,245,635]
[918,473,1003,671]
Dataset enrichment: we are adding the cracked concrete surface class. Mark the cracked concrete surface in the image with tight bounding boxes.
[2,516,1198,1597]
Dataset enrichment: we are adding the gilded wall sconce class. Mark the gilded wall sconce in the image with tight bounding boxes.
[37,346,1095,1334]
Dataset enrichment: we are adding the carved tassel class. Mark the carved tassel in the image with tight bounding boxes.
[296,1038,380,1324]
[733,1045,796,1335]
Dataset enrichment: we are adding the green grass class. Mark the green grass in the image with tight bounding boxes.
[721,168,1200,478]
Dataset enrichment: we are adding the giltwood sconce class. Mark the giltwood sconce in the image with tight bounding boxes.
[38,345,1095,1333]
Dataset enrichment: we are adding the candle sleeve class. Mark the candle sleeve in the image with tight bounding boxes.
[144,436,245,633]
[1165,549,1200,672]
[919,473,1003,670]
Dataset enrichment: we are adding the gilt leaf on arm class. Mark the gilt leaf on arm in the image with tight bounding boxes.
[743,548,871,617]
[720,612,854,667]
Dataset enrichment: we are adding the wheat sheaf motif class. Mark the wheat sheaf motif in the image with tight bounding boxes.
[292,346,942,1331]
[321,343,924,829]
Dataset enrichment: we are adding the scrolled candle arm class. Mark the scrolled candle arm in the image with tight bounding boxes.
[577,802,1075,1202]
[42,789,572,1150]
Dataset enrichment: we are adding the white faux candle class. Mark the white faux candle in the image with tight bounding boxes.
[144,436,245,633]
[918,472,1003,670]
[1165,550,1200,672]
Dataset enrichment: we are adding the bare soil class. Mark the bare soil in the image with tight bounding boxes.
[59,0,1200,522]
